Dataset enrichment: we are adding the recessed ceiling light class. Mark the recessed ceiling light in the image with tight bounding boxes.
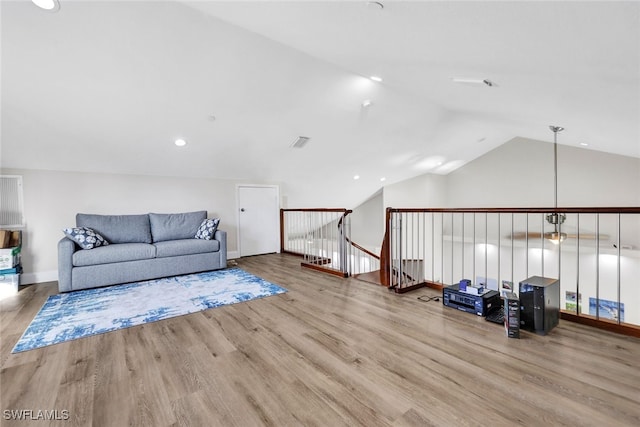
[174,139,187,147]
[380,177,386,182]
[580,142,589,146]
[362,99,372,107]
[370,76,383,82]
[32,0,60,12]
[353,175,360,180]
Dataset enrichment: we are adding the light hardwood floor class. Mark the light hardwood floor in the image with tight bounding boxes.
[1,253,639,426]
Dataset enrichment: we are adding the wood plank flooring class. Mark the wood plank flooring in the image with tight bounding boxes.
[1,253,639,426]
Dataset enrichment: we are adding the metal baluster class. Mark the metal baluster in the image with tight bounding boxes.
[423,211,427,283]
[525,213,529,279]
[511,213,514,289]
[484,212,488,288]
[461,213,465,281]
[439,212,443,284]
[617,213,621,324]
[292,212,295,253]
[432,213,436,282]
[399,213,403,289]
[576,214,580,315]
[451,212,454,285]
[411,212,420,285]
[298,212,301,254]
[345,212,350,276]
[498,213,501,291]
[473,212,476,285]
[541,212,545,278]
[390,212,395,287]
[337,212,339,272]
[596,214,600,319]
[316,211,320,265]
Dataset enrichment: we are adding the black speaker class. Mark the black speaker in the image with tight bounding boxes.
[503,291,520,338]
[519,276,559,335]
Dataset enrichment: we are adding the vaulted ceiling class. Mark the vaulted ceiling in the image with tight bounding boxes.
[2,1,638,207]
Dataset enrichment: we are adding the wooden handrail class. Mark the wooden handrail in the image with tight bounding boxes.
[346,237,379,260]
[336,210,379,259]
[336,210,353,227]
[281,208,352,213]
[388,207,640,214]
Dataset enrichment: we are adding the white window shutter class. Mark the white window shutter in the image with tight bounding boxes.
[0,175,25,228]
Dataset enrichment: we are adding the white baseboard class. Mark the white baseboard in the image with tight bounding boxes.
[22,254,243,285]
[21,270,58,285]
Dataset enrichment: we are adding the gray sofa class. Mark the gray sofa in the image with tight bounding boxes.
[58,211,226,292]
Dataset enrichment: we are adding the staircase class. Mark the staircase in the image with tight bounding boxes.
[280,208,381,279]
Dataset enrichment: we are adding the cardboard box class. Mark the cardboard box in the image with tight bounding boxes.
[0,231,9,248]
[0,230,22,249]
[0,247,20,270]
[0,273,19,296]
[9,231,21,248]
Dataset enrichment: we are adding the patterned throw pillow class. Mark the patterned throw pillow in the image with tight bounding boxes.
[63,227,110,250]
[194,218,220,240]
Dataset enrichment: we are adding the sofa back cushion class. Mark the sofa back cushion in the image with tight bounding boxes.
[76,213,152,244]
[149,211,207,242]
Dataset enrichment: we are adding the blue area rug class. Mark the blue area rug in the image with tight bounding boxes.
[12,268,287,353]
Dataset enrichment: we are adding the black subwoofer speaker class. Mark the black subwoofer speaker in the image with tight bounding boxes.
[519,276,559,335]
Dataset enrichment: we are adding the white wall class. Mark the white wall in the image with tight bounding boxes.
[383,173,448,209]
[350,191,384,254]
[2,168,280,284]
[445,137,640,208]
[348,173,448,253]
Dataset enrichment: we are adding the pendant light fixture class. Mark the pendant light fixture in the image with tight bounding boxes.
[545,125,567,244]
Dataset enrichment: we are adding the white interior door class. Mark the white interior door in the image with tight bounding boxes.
[238,185,279,257]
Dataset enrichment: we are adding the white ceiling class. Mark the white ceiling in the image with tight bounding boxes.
[1,1,639,207]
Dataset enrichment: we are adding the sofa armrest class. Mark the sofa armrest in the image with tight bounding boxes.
[214,230,227,267]
[58,237,76,292]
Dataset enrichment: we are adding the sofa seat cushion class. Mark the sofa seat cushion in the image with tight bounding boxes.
[73,243,156,267]
[154,239,220,258]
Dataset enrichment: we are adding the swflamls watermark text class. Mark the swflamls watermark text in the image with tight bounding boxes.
[3,409,70,421]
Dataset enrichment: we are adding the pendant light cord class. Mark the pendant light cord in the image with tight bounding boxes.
[549,125,564,210]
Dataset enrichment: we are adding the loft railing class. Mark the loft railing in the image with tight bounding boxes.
[280,208,381,278]
[382,207,640,336]
[280,208,351,277]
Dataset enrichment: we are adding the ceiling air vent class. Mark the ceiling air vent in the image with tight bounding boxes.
[290,136,311,148]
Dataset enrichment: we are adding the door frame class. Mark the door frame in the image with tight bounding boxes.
[235,184,281,257]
